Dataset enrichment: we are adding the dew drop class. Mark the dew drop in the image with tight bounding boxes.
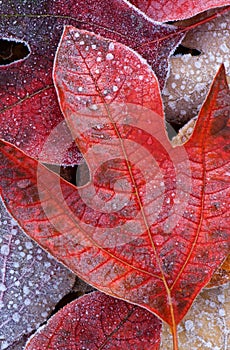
[24,298,31,306]
[1,244,10,256]
[185,320,194,331]
[88,104,98,111]
[147,137,152,145]
[12,312,20,323]
[0,283,7,292]
[17,179,31,189]
[106,53,114,60]
[219,308,225,316]
[25,241,33,250]
[108,42,115,51]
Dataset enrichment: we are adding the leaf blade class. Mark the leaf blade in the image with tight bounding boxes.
[0,33,229,329]
[0,197,75,348]
[0,0,184,165]
[25,291,162,350]
[129,0,230,22]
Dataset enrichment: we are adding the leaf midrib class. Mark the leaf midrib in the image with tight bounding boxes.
[60,34,172,295]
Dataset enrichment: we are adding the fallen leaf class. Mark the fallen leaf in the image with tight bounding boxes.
[0,0,184,165]
[129,0,230,22]
[160,283,229,349]
[163,9,230,126]
[207,255,230,288]
[25,291,162,350]
[171,117,198,145]
[54,27,230,324]
[3,334,30,350]
[0,197,75,349]
[172,117,230,289]
[0,27,229,348]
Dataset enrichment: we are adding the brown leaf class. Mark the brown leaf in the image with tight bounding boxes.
[163,10,230,126]
[160,284,230,349]
[207,254,230,288]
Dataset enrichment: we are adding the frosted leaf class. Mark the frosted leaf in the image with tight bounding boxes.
[2,334,30,350]
[25,292,162,350]
[172,117,197,145]
[163,10,230,125]
[0,197,75,349]
[160,284,230,349]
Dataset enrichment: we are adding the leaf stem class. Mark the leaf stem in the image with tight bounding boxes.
[171,324,179,350]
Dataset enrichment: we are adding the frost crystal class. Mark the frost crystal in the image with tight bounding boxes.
[161,284,230,349]
[106,53,114,60]
[0,199,75,349]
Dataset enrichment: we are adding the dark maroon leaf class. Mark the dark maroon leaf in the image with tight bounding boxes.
[0,0,184,165]
[25,291,162,350]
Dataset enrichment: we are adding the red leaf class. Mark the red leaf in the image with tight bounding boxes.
[129,0,230,22]
[53,28,230,325]
[0,27,229,345]
[0,0,184,165]
[25,291,162,350]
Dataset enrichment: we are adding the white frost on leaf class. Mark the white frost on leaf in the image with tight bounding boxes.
[163,10,230,125]
[0,198,75,349]
[160,284,230,349]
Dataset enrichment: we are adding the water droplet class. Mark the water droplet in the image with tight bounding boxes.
[1,244,10,256]
[25,241,33,250]
[17,179,31,189]
[12,312,20,323]
[108,42,114,51]
[88,104,98,111]
[106,53,114,60]
[219,308,225,316]
[185,320,194,331]
[0,283,7,292]
[147,137,152,145]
